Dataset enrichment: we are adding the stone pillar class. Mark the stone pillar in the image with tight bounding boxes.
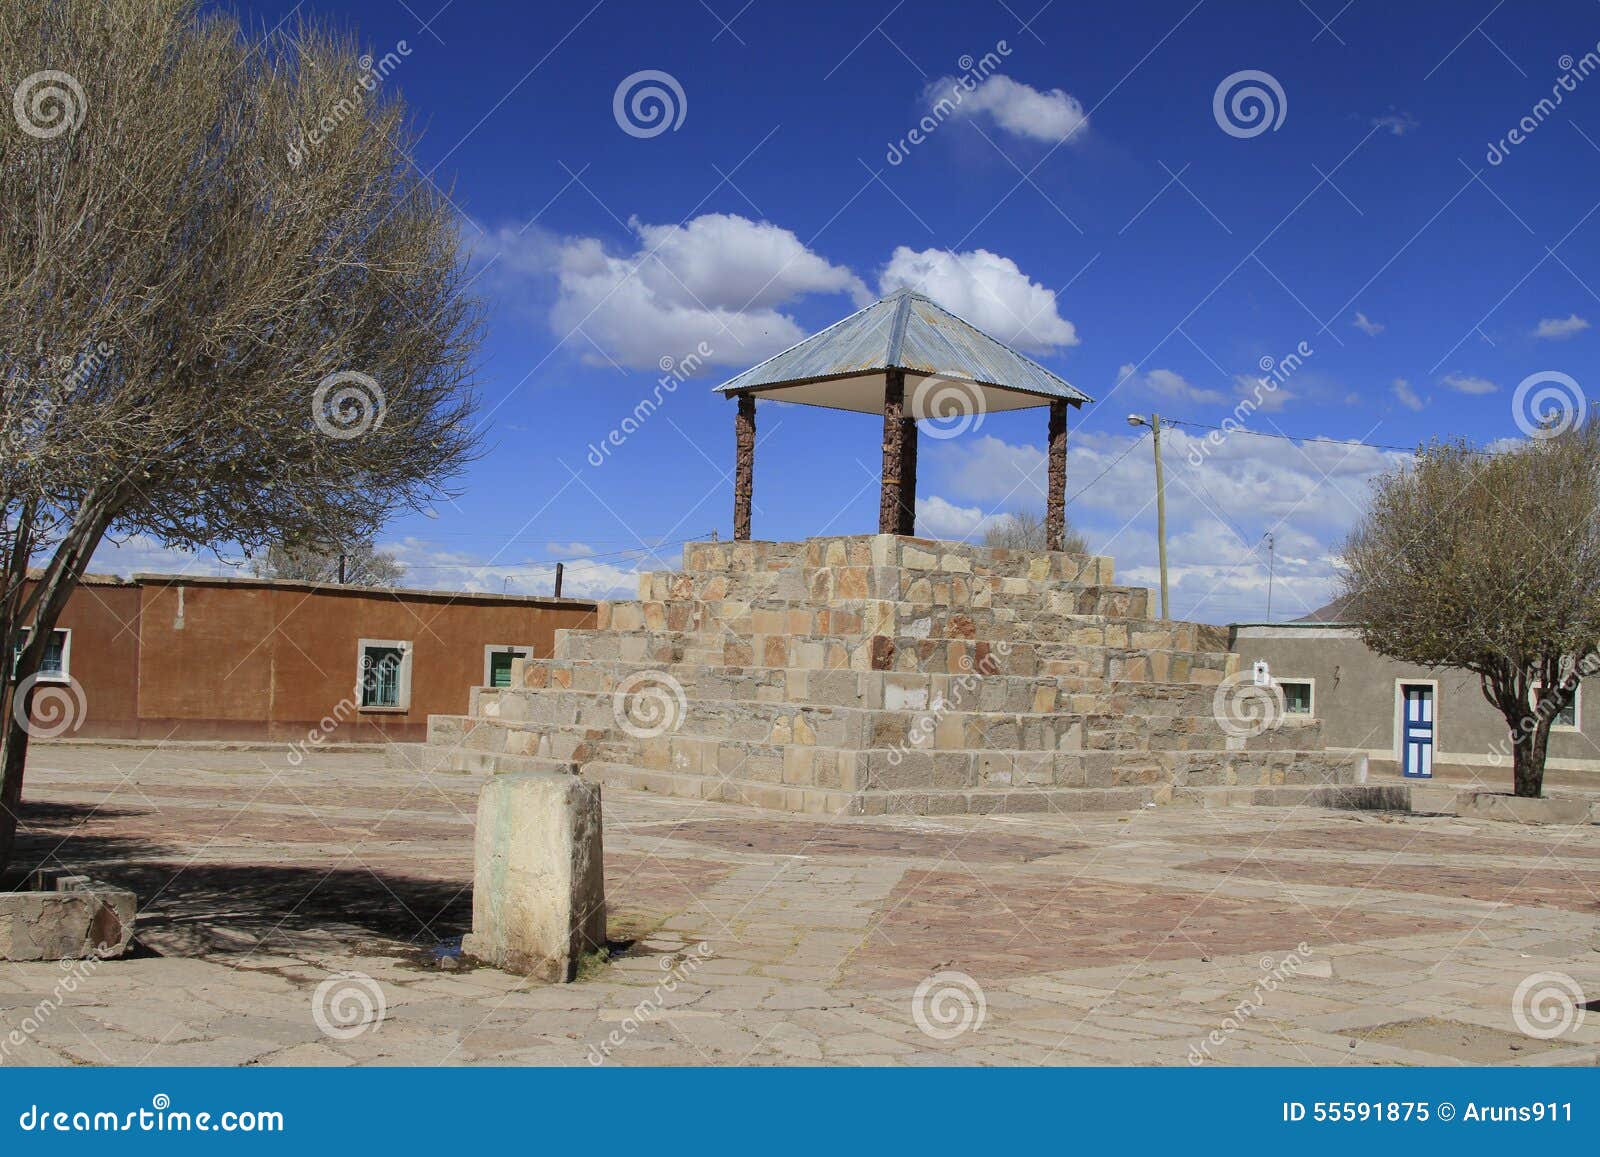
[897,415,918,535]
[463,772,606,982]
[733,393,755,541]
[1046,400,1067,552]
[879,369,905,534]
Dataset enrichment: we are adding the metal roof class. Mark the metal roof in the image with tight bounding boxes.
[713,288,1091,414]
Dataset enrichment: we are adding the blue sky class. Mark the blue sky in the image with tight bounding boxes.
[101,0,1600,622]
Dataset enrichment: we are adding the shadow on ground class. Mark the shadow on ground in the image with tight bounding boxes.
[11,800,470,957]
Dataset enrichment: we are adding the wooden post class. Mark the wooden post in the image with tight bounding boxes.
[733,393,755,541]
[554,562,564,599]
[1046,400,1067,552]
[879,370,905,534]
[897,415,918,535]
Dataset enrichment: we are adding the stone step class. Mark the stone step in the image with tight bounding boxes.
[426,709,1343,795]
[463,681,1326,753]
[606,596,1185,645]
[679,534,1113,587]
[390,752,1380,819]
[554,625,1232,683]
[506,655,1238,723]
[383,741,577,777]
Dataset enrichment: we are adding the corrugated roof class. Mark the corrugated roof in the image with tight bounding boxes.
[713,288,1090,410]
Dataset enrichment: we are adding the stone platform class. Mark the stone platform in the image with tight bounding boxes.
[393,535,1379,816]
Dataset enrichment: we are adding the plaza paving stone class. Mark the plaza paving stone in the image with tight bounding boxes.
[2,744,1597,1067]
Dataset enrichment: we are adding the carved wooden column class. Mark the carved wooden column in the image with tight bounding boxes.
[897,414,918,535]
[733,393,755,541]
[1046,400,1067,552]
[878,370,905,534]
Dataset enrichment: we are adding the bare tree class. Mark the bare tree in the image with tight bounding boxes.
[0,0,483,871]
[983,508,1088,555]
[1339,423,1600,797]
[251,541,406,586]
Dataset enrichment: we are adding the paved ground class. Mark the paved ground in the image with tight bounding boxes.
[3,744,1599,1066]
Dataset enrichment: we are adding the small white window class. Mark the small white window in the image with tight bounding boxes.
[12,628,71,683]
[1534,682,1580,731]
[484,645,533,689]
[1276,678,1314,716]
[358,639,412,711]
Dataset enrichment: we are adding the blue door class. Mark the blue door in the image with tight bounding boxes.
[1401,684,1434,778]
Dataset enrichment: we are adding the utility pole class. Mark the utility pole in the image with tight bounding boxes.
[554,562,564,599]
[337,553,347,584]
[1126,413,1170,619]
[1264,532,1275,622]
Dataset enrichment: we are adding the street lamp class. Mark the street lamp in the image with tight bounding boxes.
[1126,413,1170,620]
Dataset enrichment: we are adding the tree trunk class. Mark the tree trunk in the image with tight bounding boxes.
[0,709,30,875]
[0,502,117,875]
[1511,724,1547,797]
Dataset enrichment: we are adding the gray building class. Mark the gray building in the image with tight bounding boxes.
[1228,601,1597,779]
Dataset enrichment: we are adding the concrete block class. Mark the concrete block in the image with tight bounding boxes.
[0,871,135,960]
[464,772,606,982]
[1454,791,1597,826]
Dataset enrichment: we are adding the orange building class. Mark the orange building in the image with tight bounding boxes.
[19,573,596,744]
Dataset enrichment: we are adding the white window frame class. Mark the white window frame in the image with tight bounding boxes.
[1533,681,1582,732]
[483,644,533,688]
[1273,676,1315,717]
[14,627,71,683]
[357,639,413,712]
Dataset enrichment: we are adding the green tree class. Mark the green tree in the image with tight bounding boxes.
[1,0,483,872]
[1339,423,1600,797]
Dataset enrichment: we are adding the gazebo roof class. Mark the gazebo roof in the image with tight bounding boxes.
[712,287,1091,415]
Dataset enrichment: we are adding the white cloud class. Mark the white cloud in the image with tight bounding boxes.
[1117,364,1227,404]
[88,534,222,578]
[546,541,595,557]
[1231,373,1292,412]
[1392,377,1424,411]
[879,246,1079,353]
[383,538,664,599]
[1533,313,1590,340]
[1371,111,1418,136]
[475,213,867,371]
[1351,311,1384,336]
[923,427,1410,622]
[927,74,1089,143]
[1441,372,1498,395]
[914,495,992,539]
